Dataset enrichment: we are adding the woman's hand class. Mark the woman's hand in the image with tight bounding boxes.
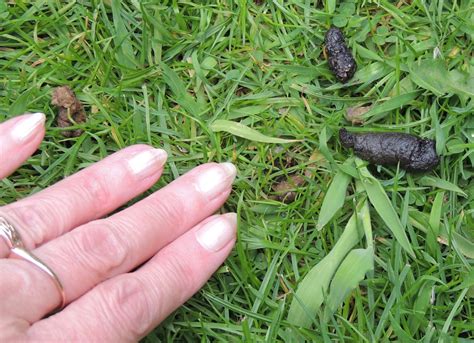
[0,113,237,341]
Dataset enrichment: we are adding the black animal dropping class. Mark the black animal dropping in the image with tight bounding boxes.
[325,27,357,83]
[339,128,440,173]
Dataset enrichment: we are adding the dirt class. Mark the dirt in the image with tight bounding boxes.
[51,86,86,138]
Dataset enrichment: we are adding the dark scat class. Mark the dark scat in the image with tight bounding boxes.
[339,128,440,172]
[325,27,357,83]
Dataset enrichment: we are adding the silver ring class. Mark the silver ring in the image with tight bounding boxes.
[0,217,66,312]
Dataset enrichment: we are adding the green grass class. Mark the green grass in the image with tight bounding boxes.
[1,0,473,341]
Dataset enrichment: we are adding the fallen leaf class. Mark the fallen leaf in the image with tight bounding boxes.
[345,105,371,124]
[271,174,306,203]
[51,86,87,138]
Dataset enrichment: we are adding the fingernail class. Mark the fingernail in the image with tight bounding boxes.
[195,163,237,199]
[196,214,237,252]
[11,113,45,142]
[128,149,167,178]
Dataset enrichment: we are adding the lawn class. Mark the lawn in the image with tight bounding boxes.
[1,0,473,341]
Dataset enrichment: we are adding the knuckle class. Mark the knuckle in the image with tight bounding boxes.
[98,276,154,340]
[71,220,129,278]
[157,250,196,301]
[79,172,112,215]
[1,200,60,247]
[0,260,36,302]
[145,192,186,230]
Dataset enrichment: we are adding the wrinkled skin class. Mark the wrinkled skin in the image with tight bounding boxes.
[340,128,440,172]
[325,27,357,83]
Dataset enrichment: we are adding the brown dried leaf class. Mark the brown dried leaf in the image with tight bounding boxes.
[345,105,371,125]
[305,149,327,177]
[31,58,46,67]
[272,174,306,203]
[51,86,87,138]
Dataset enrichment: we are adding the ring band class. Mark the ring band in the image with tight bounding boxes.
[0,217,66,312]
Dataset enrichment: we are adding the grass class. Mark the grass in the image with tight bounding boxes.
[1,0,473,341]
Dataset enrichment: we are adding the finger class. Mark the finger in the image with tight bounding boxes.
[28,214,237,342]
[3,162,236,321]
[0,145,167,258]
[0,113,45,179]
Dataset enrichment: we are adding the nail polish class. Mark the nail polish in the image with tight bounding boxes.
[196,214,237,252]
[128,149,167,178]
[195,163,237,199]
[10,113,45,142]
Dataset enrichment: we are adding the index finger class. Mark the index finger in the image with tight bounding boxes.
[0,113,46,179]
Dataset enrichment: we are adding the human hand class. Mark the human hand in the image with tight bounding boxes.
[0,113,237,341]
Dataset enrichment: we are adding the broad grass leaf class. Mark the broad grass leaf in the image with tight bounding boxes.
[409,59,474,97]
[287,213,363,328]
[451,232,474,259]
[453,269,474,291]
[409,280,435,333]
[324,247,374,319]
[410,59,448,96]
[427,192,444,255]
[419,176,467,197]
[326,0,336,14]
[9,88,33,115]
[317,168,351,230]
[359,196,373,245]
[318,127,336,165]
[362,91,420,119]
[111,1,137,68]
[161,63,203,117]
[228,105,269,120]
[210,120,299,144]
[355,44,384,62]
[358,164,415,257]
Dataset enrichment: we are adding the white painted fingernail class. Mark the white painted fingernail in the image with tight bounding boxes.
[195,163,237,199]
[11,113,45,142]
[196,214,237,252]
[128,149,167,179]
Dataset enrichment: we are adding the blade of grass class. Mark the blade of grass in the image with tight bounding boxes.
[375,264,411,339]
[362,91,420,120]
[317,164,352,230]
[419,176,467,197]
[210,120,300,144]
[427,191,444,256]
[160,63,204,118]
[440,288,469,342]
[357,162,415,257]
